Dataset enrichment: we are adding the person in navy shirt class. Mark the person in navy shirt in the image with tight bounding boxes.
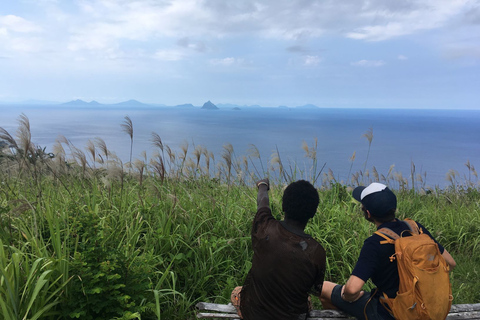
[320,183,456,320]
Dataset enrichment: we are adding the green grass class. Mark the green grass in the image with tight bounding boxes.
[0,116,479,319]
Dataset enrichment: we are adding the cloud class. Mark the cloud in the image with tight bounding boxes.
[177,37,207,52]
[0,15,41,33]
[398,55,408,60]
[49,0,480,50]
[303,55,321,66]
[286,45,308,53]
[209,57,238,66]
[154,49,185,61]
[3,0,480,63]
[351,60,386,67]
[0,15,43,54]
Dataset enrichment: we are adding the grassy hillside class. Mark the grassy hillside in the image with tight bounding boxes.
[0,116,478,319]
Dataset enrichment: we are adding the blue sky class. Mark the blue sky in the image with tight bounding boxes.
[1,0,479,109]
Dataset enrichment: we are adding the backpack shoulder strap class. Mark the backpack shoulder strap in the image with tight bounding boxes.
[375,228,399,245]
[403,218,422,235]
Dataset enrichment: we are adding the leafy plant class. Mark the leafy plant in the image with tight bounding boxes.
[0,243,67,320]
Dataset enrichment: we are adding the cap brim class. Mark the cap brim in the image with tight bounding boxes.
[352,186,366,202]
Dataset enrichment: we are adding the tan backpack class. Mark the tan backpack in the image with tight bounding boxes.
[375,219,453,320]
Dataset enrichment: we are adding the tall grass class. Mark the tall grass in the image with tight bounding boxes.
[0,115,478,319]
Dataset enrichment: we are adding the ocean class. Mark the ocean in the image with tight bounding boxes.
[1,104,479,189]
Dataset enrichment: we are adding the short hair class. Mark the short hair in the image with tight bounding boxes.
[372,208,396,223]
[282,180,319,224]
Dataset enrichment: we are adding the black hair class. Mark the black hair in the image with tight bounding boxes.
[282,180,319,224]
[372,208,396,223]
[362,206,396,223]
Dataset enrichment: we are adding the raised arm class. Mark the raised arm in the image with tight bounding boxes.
[256,178,270,210]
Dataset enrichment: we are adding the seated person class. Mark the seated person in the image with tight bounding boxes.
[238,179,327,320]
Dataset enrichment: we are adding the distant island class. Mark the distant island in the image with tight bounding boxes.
[61,99,101,106]
[62,99,150,107]
[1,99,321,110]
[201,101,219,110]
[175,103,196,108]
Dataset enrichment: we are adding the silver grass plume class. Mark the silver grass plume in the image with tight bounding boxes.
[17,114,34,158]
[151,132,163,152]
[86,140,96,169]
[95,137,109,167]
[120,115,134,166]
[362,127,373,172]
[0,127,18,149]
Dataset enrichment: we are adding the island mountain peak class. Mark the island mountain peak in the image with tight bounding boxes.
[201,101,218,110]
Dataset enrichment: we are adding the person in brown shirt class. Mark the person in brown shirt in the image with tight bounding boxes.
[239,178,326,320]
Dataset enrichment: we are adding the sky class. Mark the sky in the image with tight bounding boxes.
[1,0,479,109]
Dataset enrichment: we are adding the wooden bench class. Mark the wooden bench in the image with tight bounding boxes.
[196,302,480,319]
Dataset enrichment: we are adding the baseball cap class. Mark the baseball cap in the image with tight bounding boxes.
[352,182,397,217]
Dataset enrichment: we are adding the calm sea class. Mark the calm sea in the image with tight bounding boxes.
[1,105,479,189]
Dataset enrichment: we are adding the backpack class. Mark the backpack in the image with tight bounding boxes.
[374,218,453,320]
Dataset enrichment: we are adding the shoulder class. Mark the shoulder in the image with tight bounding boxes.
[311,240,326,257]
[254,206,273,222]
[309,240,327,266]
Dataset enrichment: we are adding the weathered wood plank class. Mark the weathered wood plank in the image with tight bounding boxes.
[449,303,480,313]
[307,318,353,320]
[446,310,480,319]
[196,302,480,319]
[197,312,240,319]
[307,309,353,319]
[196,302,237,313]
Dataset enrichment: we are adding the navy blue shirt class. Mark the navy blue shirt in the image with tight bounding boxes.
[352,219,445,319]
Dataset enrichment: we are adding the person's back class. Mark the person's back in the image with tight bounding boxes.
[354,218,447,319]
[240,179,326,320]
[320,183,456,320]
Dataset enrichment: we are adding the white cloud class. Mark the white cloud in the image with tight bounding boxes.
[351,60,386,67]
[209,57,237,66]
[398,55,408,60]
[2,0,475,59]
[303,55,321,66]
[154,49,185,61]
[0,15,43,54]
[46,0,479,52]
[0,15,40,33]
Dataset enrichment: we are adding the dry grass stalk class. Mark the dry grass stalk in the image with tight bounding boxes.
[221,144,233,182]
[121,115,134,167]
[151,132,163,152]
[202,148,211,175]
[166,145,175,163]
[52,141,66,169]
[95,137,109,167]
[86,140,96,169]
[247,144,264,178]
[72,146,88,176]
[362,127,373,172]
[372,166,379,182]
[387,164,395,181]
[133,159,146,186]
[17,114,35,158]
[180,141,189,161]
[120,116,133,140]
[193,145,203,169]
[410,161,416,191]
[150,154,165,181]
[351,172,360,185]
[0,127,18,149]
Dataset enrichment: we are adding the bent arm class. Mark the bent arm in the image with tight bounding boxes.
[342,275,365,302]
[442,249,456,270]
